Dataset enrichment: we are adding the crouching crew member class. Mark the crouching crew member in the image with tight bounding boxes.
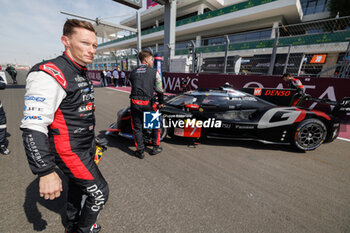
[281,73,305,94]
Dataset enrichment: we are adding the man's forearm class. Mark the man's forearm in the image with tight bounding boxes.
[22,128,56,177]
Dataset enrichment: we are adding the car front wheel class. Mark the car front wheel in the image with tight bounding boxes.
[292,119,327,151]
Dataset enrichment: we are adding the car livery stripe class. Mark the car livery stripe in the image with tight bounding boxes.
[311,110,331,121]
[294,109,306,123]
[291,98,300,107]
[51,108,94,180]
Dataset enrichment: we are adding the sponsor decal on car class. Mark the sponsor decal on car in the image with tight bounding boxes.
[254,88,262,96]
[241,96,257,101]
[264,90,291,96]
[235,125,255,129]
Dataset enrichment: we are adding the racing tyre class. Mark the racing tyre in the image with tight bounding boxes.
[292,119,327,151]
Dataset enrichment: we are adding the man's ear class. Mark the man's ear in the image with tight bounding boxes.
[61,35,70,48]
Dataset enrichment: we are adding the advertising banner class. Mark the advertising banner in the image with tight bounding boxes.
[160,72,350,115]
[88,70,350,116]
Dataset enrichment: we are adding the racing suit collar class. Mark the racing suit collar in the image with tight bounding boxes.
[63,52,88,72]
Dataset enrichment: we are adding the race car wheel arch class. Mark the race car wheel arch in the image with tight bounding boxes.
[292,118,327,151]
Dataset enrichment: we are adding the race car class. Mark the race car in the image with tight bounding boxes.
[106,87,349,151]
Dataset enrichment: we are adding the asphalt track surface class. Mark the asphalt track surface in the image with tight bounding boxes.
[0,70,350,233]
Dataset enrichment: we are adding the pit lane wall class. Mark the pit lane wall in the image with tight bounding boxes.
[87,70,349,115]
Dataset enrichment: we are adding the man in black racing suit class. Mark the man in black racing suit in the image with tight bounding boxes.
[20,19,108,233]
[129,50,164,159]
[5,64,17,84]
[281,73,306,106]
[281,73,305,93]
[0,75,10,155]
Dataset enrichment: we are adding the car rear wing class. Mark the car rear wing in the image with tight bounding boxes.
[331,97,350,116]
[304,96,350,116]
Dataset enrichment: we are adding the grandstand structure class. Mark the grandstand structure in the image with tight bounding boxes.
[91,0,350,77]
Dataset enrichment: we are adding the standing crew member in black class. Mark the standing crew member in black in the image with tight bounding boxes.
[0,75,10,155]
[20,19,109,233]
[129,50,164,159]
[5,64,17,84]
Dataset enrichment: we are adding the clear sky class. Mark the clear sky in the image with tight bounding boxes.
[0,0,147,66]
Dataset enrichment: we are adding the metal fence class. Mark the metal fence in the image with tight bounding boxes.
[196,16,350,77]
[234,16,350,77]
[273,16,350,77]
[94,16,350,77]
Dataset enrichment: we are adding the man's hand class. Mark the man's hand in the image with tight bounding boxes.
[158,104,164,109]
[39,172,63,200]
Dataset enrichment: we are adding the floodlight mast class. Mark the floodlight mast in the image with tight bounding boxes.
[60,11,137,32]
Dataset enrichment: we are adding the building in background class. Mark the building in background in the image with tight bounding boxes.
[90,0,350,77]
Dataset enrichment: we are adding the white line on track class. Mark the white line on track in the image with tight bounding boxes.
[337,137,350,142]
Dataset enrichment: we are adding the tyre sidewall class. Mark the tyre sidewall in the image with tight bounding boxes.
[293,118,327,151]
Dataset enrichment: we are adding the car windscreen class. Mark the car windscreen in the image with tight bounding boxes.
[166,94,198,106]
[229,92,276,110]
[201,96,228,106]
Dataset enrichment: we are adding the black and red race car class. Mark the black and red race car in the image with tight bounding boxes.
[106,86,349,151]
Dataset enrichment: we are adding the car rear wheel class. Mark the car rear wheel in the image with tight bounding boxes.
[292,119,327,151]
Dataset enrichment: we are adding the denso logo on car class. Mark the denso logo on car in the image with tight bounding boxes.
[264,90,291,96]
